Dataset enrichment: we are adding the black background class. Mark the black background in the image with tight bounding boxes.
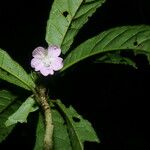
[0,0,150,150]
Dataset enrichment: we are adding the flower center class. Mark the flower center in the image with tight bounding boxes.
[43,55,53,67]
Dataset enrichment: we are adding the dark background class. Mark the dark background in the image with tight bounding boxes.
[0,0,150,149]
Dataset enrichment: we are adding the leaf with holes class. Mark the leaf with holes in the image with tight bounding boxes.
[5,96,38,127]
[54,100,99,150]
[0,91,20,142]
[62,25,150,71]
[0,48,35,91]
[46,0,105,54]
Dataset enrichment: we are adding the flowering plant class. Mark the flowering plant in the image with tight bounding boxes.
[0,0,150,150]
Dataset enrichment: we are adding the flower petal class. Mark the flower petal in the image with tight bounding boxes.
[48,45,61,57]
[51,57,63,71]
[31,58,44,71]
[32,47,47,58]
[31,45,63,76]
[40,68,54,76]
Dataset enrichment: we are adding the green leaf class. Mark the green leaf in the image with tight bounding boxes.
[62,25,150,71]
[34,107,72,150]
[95,52,137,68]
[0,48,35,91]
[46,0,105,54]
[33,112,45,150]
[0,90,17,113]
[5,96,38,126]
[52,106,72,150]
[0,92,20,142]
[54,100,99,150]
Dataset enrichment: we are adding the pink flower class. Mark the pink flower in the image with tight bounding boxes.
[31,45,63,76]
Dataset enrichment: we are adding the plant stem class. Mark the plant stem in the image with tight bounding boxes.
[34,86,53,150]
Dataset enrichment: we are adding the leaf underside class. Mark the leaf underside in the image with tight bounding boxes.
[5,96,38,127]
[62,25,150,71]
[95,52,137,68]
[0,48,35,91]
[46,0,105,54]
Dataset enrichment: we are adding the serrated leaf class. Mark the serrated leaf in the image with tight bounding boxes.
[0,90,17,113]
[5,96,38,126]
[54,100,99,150]
[62,25,150,71]
[0,92,20,143]
[95,52,137,68]
[46,0,105,54]
[0,48,35,91]
[33,112,45,150]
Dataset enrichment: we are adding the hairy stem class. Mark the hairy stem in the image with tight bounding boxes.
[34,86,53,150]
